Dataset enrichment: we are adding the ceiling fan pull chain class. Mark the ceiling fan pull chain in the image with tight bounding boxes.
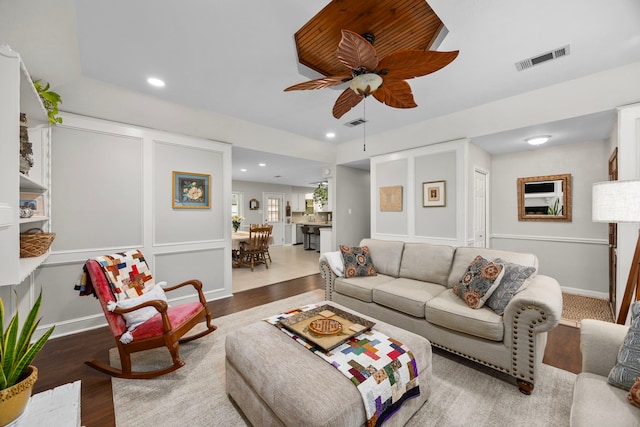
[363,98,367,152]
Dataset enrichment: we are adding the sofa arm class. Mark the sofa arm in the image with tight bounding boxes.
[319,259,338,301]
[580,319,627,377]
[502,274,563,392]
[504,274,563,333]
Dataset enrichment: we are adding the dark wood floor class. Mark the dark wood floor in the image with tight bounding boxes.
[33,273,581,427]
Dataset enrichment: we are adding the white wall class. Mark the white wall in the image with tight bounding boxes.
[333,165,370,249]
[232,180,314,228]
[38,113,232,337]
[370,139,480,246]
[490,140,609,296]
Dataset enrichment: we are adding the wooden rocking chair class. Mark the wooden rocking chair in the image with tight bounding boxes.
[83,251,216,379]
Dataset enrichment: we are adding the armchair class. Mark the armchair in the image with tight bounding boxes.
[571,319,640,425]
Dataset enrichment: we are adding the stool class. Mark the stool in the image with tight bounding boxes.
[225,301,432,427]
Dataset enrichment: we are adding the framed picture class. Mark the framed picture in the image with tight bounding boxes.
[380,185,403,212]
[423,180,446,207]
[249,198,259,210]
[172,171,211,209]
[20,193,44,216]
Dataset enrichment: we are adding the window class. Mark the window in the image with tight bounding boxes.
[267,197,280,222]
[232,192,242,217]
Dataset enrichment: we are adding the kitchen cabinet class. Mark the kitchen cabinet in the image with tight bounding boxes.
[0,45,51,286]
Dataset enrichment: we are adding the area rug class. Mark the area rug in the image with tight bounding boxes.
[561,292,614,327]
[111,289,576,427]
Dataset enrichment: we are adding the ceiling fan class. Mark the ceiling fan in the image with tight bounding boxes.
[285,30,459,119]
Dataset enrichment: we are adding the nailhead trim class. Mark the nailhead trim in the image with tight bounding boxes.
[512,304,546,383]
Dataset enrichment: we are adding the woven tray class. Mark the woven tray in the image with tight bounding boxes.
[20,228,55,258]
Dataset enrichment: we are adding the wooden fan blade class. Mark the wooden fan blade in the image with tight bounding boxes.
[372,79,417,109]
[336,30,378,72]
[332,88,363,119]
[284,75,352,91]
[378,50,459,80]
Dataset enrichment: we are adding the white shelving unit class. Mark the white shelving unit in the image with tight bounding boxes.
[0,45,51,286]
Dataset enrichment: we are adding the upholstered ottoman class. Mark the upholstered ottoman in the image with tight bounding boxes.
[225,301,432,427]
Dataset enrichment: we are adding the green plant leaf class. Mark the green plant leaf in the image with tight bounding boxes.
[0,290,54,389]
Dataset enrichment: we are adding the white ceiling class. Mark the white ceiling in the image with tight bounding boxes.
[2,0,640,186]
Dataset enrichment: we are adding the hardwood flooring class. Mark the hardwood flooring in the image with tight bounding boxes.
[33,274,581,427]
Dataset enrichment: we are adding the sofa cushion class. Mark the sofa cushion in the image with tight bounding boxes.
[609,301,640,390]
[452,256,505,309]
[447,247,538,288]
[359,239,405,277]
[340,245,377,278]
[398,243,455,286]
[425,290,504,341]
[334,274,396,303]
[485,259,536,315]
[373,278,447,318]
[572,372,640,426]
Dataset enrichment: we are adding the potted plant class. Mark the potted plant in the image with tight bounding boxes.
[0,290,54,426]
[32,80,62,125]
[313,183,328,209]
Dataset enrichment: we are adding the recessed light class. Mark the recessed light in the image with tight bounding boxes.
[259,163,266,167]
[240,168,247,172]
[326,132,336,139]
[147,77,165,87]
[525,135,551,146]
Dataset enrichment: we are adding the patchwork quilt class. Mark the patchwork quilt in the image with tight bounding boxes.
[264,305,420,427]
[74,249,156,300]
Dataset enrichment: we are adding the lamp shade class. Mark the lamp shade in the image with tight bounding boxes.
[592,180,640,223]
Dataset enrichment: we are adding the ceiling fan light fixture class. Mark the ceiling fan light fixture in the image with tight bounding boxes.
[349,73,383,95]
[525,135,551,146]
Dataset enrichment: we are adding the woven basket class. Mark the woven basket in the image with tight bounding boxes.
[19,228,55,258]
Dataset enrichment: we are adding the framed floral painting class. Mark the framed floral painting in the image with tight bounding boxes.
[172,171,211,209]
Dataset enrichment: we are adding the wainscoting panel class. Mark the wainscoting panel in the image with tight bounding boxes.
[491,234,608,295]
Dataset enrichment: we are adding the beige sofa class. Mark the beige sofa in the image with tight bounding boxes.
[319,238,563,394]
[571,319,640,425]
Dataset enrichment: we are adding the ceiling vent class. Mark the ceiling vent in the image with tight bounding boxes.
[515,45,570,71]
[345,118,367,127]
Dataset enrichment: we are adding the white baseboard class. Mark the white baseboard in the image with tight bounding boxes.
[561,286,608,300]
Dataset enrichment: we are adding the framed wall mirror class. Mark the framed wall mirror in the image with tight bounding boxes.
[517,173,572,222]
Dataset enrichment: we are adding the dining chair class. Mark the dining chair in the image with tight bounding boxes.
[262,224,273,263]
[238,226,271,271]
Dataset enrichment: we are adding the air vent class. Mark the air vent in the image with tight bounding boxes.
[345,118,367,127]
[515,45,570,71]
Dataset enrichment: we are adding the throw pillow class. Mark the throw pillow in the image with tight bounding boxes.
[629,377,640,408]
[112,282,168,330]
[340,245,377,278]
[609,301,640,390]
[485,258,536,315]
[453,255,505,309]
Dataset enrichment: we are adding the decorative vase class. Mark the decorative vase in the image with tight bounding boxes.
[0,365,38,426]
[233,223,240,233]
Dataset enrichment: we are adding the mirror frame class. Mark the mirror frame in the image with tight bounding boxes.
[517,173,572,222]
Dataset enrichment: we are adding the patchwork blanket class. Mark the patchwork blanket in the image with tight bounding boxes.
[74,249,156,299]
[264,304,420,427]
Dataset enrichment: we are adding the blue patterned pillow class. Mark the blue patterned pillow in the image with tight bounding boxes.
[485,258,536,315]
[609,301,640,390]
[453,255,504,309]
[340,245,377,278]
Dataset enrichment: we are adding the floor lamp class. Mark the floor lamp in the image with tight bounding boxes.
[592,180,640,324]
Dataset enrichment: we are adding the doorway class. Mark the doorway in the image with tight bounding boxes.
[263,192,284,246]
[473,168,488,248]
